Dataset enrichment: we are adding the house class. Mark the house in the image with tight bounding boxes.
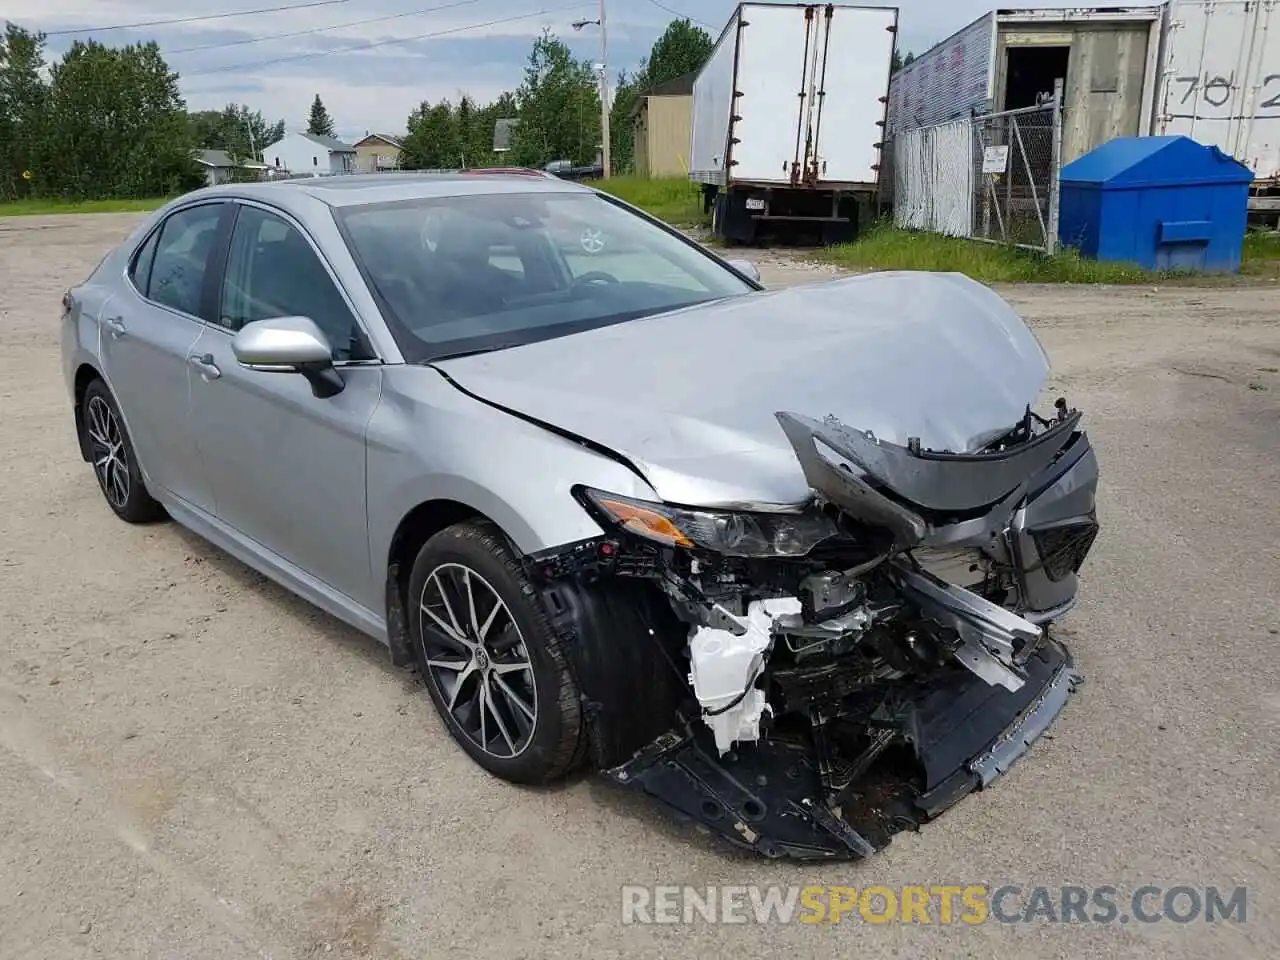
[194,149,269,187]
[632,72,695,178]
[353,133,404,173]
[262,132,357,177]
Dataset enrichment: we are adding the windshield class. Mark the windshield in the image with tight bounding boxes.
[335,190,755,362]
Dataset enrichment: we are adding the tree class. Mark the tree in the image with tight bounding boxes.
[0,23,47,199]
[38,39,198,198]
[510,30,601,168]
[402,99,461,170]
[492,91,518,117]
[307,94,335,137]
[891,49,916,74]
[643,19,713,89]
[189,102,285,160]
[608,69,641,174]
[454,95,480,167]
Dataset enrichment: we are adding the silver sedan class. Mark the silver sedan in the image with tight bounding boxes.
[62,172,1099,861]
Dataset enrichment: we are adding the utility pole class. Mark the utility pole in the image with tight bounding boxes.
[599,0,611,178]
[573,1,611,178]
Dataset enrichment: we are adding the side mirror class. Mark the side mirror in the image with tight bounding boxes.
[726,258,761,283]
[231,315,344,398]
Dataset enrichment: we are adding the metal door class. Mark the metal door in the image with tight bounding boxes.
[187,202,384,609]
[1061,27,1151,163]
[730,3,814,182]
[187,326,383,608]
[807,5,898,184]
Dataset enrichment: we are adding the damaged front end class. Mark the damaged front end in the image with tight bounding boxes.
[529,400,1098,861]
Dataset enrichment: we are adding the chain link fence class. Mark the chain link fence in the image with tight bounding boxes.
[891,96,1064,253]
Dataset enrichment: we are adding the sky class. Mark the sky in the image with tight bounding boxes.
[6,0,1143,142]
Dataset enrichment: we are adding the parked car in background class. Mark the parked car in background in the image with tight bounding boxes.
[544,158,605,181]
[61,173,1098,861]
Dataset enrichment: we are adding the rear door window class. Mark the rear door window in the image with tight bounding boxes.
[148,204,224,317]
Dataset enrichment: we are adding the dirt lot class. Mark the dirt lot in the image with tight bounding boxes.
[1,212,1278,959]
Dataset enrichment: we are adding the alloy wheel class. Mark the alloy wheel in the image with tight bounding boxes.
[418,563,538,758]
[85,395,130,509]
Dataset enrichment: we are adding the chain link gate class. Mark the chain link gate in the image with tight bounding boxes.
[892,85,1064,254]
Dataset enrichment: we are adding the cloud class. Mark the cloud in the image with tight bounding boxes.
[8,0,1146,138]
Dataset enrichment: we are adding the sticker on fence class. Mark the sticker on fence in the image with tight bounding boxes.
[982,145,1009,175]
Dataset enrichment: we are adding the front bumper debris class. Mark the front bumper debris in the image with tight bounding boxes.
[606,639,1081,861]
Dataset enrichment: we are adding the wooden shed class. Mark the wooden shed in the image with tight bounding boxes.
[633,72,696,178]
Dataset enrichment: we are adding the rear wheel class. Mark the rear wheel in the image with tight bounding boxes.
[408,522,586,784]
[81,379,165,524]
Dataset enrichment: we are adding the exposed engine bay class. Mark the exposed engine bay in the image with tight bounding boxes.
[527,400,1099,861]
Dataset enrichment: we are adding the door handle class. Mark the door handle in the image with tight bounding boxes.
[189,353,222,380]
[104,316,126,339]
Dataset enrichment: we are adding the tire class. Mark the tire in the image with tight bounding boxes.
[80,379,166,524]
[722,189,758,245]
[408,521,586,784]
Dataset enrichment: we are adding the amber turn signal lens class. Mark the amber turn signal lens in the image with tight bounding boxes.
[595,498,695,548]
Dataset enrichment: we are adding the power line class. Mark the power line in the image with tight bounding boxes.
[640,0,716,30]
[166,0,481,55]
[186,1,593,76]
[41,0,355,37]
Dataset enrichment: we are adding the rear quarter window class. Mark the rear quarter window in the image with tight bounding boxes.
[128,229,161,296]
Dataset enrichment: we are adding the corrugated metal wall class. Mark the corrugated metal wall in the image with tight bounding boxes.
[887,12,995,134]
[893,119,975,234]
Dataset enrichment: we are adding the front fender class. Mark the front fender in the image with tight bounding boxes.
[366,369,661,581]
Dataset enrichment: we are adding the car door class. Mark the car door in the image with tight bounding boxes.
[187,200,384,611]
[100,202,227,513]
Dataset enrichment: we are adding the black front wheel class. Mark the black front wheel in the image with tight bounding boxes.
[80,379,165,524]
[408,522,587,784]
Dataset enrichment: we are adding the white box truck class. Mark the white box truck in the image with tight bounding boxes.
[690,2,899,243]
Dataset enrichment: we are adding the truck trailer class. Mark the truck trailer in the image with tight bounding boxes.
[1155,0,1280,208]
[690,2,899,244]
[887,2,1280,206]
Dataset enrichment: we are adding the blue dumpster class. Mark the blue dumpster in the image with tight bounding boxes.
[1058,136,1253,273]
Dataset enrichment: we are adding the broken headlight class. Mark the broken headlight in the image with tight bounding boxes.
[581,488,839,558]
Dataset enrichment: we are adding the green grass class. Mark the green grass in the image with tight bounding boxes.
[585,175,709,227]
[1243,228,1280,273]
[0,196,170,217]
[814,223,1280,284]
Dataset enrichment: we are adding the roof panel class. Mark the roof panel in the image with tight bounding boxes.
[299,131,356,152]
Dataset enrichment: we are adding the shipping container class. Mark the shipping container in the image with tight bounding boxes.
[1154,0,1280,190]
[888,6,1164,164]
[690,2,898,243]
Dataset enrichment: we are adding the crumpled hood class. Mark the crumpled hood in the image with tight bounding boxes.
[434,271,1050,508]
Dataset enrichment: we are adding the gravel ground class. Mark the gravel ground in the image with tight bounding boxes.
[1,213,1278,960]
